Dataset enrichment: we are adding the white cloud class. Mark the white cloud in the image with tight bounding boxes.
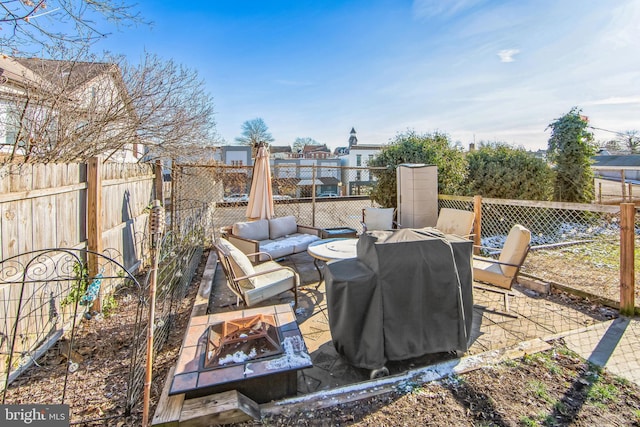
[412,0,484,19]
[583,96,640,106]
[497,49,520,63]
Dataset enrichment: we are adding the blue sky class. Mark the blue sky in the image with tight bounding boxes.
[95,0,640,151]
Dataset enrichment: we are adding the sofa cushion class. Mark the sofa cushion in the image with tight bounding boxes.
[246,261,298,306]
[269,215,298,239]
[364,207,395,231]
[218,238,256,290]
[233,219,269,241]
[259,239,295,262]
[289,233,321,252]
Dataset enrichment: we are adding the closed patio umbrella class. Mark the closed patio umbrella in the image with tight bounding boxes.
[246,144,275,220]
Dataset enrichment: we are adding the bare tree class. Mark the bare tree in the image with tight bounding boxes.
[0,0,145,56]
[292,137,320,153]
[617,130,640,154]
[235,118,274,147]
[122,53,219,161]
[0,52,219,164]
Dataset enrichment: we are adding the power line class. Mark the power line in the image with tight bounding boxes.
[588,126,637,139]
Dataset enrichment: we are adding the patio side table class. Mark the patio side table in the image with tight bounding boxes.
[320,227,357,239]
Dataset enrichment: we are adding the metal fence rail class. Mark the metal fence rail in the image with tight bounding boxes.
[0,248,145,423]
[0,204,207,424]
[171,163,637,309]
[172,164,387,238]
[439,195,638,306]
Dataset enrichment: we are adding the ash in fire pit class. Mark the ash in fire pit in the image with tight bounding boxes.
[204,314,283,369]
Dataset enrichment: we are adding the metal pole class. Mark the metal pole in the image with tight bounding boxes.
[142,200,164,426]
[311,165,317,227]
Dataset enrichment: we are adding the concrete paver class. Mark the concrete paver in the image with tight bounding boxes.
[207,250,640,395]
[562,317,640,387]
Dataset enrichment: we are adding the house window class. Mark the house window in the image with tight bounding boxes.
[356,154,361,166]
[356,171,361,181]
[368,154,374,164]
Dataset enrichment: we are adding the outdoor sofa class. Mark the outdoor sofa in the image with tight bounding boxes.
[227,215,321,262]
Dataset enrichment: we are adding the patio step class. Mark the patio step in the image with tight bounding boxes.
[151,366,184,427]
[151,365,260,426]
[179,390,260,426]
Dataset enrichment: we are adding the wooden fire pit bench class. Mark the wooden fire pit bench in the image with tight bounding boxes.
[152,366,260,427]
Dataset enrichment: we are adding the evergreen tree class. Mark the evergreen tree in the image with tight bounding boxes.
[546,108,596,203]
[465,142,554,200]
[369,130,467,208]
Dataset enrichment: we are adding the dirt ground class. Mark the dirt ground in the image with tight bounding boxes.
[246,340,640,426]
[170,253,640,427]
[6,249,640,426]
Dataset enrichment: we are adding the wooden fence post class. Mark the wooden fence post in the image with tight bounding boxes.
[154,160,164,206]
[619,203,635,316]
[170,164,179,234]
[598,182,602,204]
[87,156,103,312]
[473,195,482,255]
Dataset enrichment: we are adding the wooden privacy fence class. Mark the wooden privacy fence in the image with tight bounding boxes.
[0,158,162,273]
[0,158,159,364]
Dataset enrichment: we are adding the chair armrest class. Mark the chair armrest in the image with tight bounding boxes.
[472,256,521,269]
[246,251,273,262]
[233,265,299,284]
[296,225,321,236]
[227,234,260,261]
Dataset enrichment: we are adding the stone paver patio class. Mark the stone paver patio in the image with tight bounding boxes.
[206,250,626,395]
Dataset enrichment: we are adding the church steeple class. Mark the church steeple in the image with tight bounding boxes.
[348,127,357,148]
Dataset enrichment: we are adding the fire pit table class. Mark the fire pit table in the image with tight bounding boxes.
[169,304,312,403]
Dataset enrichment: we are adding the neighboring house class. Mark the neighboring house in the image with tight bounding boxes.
[220,145,252,167]
[333,127,358,157]
[273,157,341,198]
[593,155,640,182]
[300,144,332,159]
[270,145,292,160]
[345,128,386,196]
[0,55,143,163]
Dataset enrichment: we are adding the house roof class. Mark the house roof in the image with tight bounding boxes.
[1,56,116,93]
[270,145,292,154]
[303,144,330,153]
[593,155,640,167]
[319,176,340,185]
[350,144,385,150]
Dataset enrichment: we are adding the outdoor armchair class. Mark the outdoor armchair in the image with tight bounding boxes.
[215,238,299,308]
[361,207,398,233]
[473,224,531,311]
[435,208,475,238]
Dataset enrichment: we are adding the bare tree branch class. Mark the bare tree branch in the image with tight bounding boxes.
[0,52,220,164]
[0,0,147,56]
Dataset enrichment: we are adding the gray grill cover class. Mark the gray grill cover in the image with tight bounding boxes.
[325,228,473,370]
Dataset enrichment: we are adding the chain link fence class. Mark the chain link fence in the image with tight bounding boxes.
[172,164,386,238]
[439,195,639,307]
[173,164,638,310]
